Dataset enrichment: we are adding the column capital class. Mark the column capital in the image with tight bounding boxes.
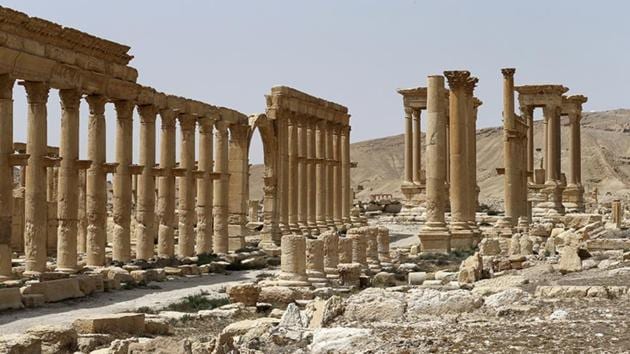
[404,106,414,116]
[473,97,483,109]
[177,113,197,131]
[0,74,15,99]
[411,108,421,120]
[463,77,479,95]
[198,116,216,133]
[85,94,107,115]
[215,120,229,132]
[59,89,82,110]
[519,104,534,116]
[20,81,49,104]
[443,70,471,90]
[159,108,177,128]
[113,100,135,119]
[137,104,158,123]
[501,68,516,78]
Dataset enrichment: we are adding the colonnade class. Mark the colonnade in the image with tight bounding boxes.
[260,87,352,251]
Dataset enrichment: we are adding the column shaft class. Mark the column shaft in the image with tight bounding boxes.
[569,114,580,185]
[213,121,229,253]
[22,81,50,275]
[306,120,318,234]
[296,116,308,234]
[341,125,351,226]
[315,120,327,231]
[136,105,157,260]
[56,89,82,272]
[412,109,422,184]
[325,123,335,228]
[178,114,196,257]
[287,115,299,232]
[77,169,87,254]
[403,108,413,184]
[157,110,177,258]
[196,117,214,254]
[112,100,134,263]
[524,106,534,183]
[85,95,108,266]
[278,117,289,234]
[333,124,343,227]
[0,75,14,279]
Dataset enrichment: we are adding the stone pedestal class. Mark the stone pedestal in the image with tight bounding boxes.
[278,234,310,286]
[338,237,353,264]
[306,239,328,287]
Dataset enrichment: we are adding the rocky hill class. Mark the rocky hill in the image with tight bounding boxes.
[250,109,630,208]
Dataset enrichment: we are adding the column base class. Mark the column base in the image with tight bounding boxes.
[563,184,585,212]
[417,228,451,253]
[450,229,474,251]
[307,270,329,288]
[55,267,79,274]
[535,181,565,215]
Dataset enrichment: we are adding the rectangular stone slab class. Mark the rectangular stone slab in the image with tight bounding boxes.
[21,278,84,302]
[0,287,23,311]
[73,313,145,335]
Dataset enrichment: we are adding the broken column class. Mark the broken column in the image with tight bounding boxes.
[365,227,381,272]
[278,234,310,286]
[612,200,622,229]
[306,238,328,287]
[22,81,50,275]
[319,230,339,279]
[56,89,82,272]
[418,75,451,252]
[347,227,367,270]
[377,226,392,267]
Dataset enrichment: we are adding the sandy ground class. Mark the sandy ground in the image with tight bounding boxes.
[0,270,266,335]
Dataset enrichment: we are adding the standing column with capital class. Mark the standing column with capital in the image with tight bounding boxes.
[306,120,318,235]
[85,95,108,266]
[522,105,535,183]
[22,81,50,275]
[196,116,214,254]
[296,115,309,235]
[403,107,413,187]
[333,123,343,228]
[463,77,479,235]
[157,109,177,258]
[213,120,230,254]
[541,104,564,214]
[0,75,14,279]
[135,105,158,260]
[418,75,450,253]
[178,114,196,257]
[315,120,328,233]
[500,68,518,227]
[444,71,473,250]
[56,89,82,272]
[287,114,299,233]
[325,122,335,229]
[112,100,134,263]
[340,124,351,228]
[564,95,587,212]
[277,117,289,234]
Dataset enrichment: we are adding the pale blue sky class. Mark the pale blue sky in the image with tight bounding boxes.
[3,0,629,163]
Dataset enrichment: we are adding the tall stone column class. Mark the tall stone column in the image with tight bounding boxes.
[22,81,50,275]
[325,122,335,229]
[543,114,549,176]
[542,105,564,214]
[472,98,482,211]
[287,114,299,232]
[333,124,343,228]
[403,107,413,185]
[213,120,229,254]
[157,109,177,258]
[196,116,214,254]
[315,120,328,232]
[418,75,450,253]
[412,109,422,184]
[0,75,14,279]
[463,77,479,234]
[296,115,308,235]
[135,105,157,260]
[444,71,473,250]
[47,165,59,255]
[522,105,535,183]
[568,112,581,187]
[112,100,134,263]
[277,117,289,234]
[85,95,108,266]
[501,68,518,226]
[178,114,196,257]
[341,125,351,226]
[306,120,318,235]
[56,89,82,272]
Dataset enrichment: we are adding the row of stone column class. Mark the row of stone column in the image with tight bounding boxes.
[277,116,351,238]
[418,71,481,252]
[277,226,391,287]
[0,77,235,277]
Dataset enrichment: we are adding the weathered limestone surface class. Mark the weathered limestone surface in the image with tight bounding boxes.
[73,313,145,335]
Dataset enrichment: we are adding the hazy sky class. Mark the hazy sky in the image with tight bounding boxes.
[3,0,630,163]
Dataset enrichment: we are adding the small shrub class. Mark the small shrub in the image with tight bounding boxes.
[165,292,228,313]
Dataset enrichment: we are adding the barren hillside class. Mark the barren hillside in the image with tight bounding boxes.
[249,109,630,207]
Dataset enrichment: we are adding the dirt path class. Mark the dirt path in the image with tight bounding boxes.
[0,270,265,334]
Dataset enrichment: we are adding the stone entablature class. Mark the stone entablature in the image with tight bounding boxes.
[266,86,350,125]
[515,85,569,108]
